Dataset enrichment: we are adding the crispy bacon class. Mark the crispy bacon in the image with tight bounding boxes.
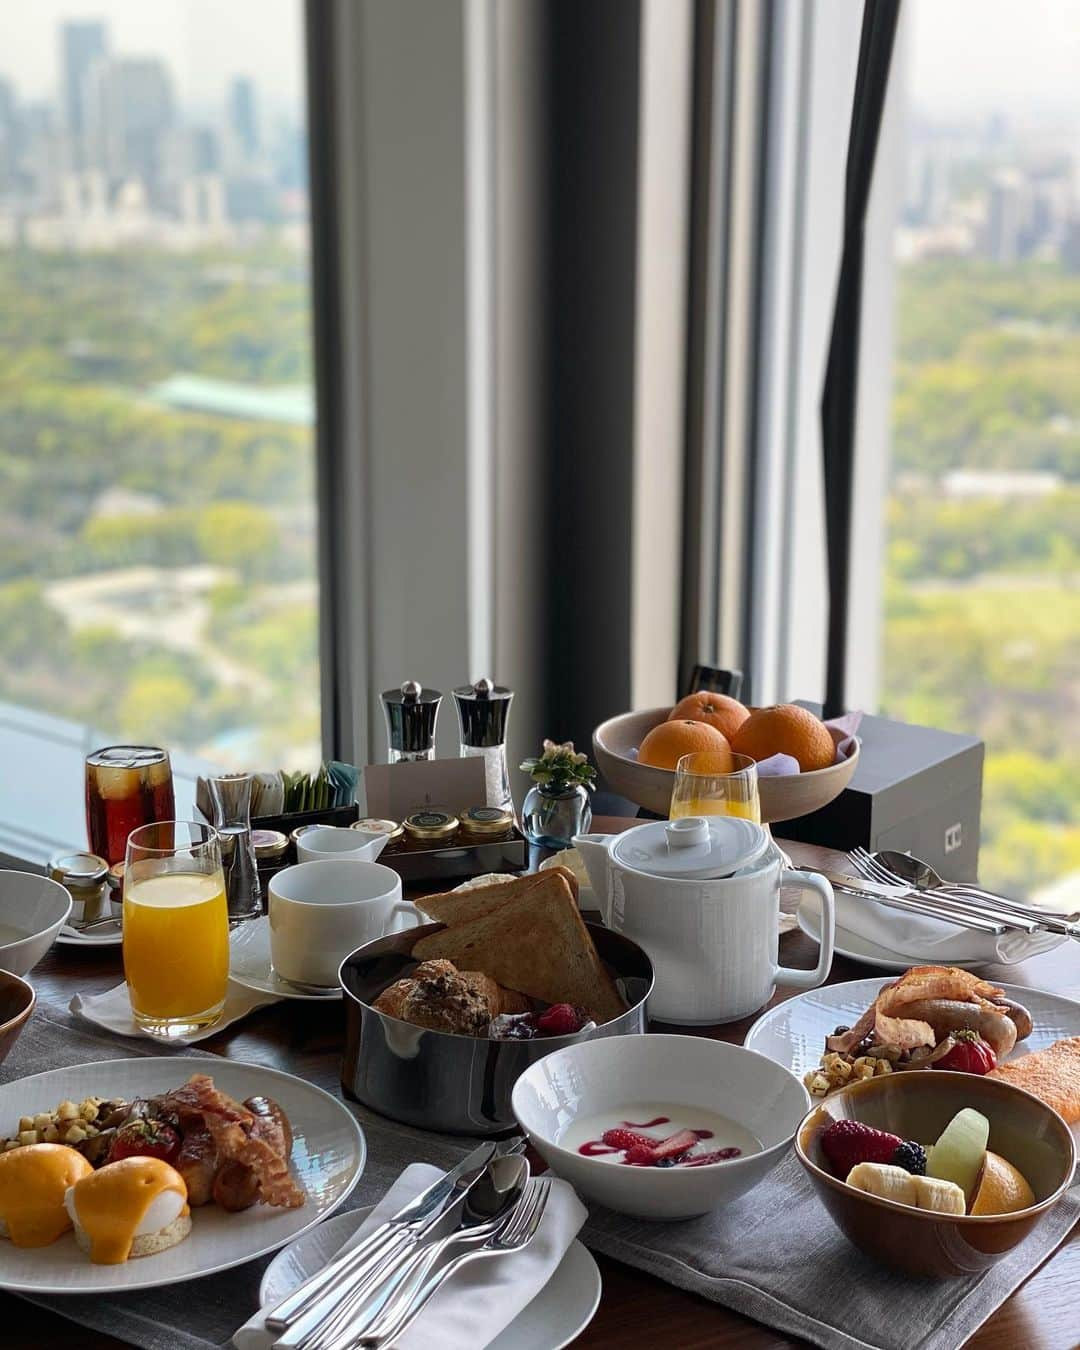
[825,967,1009,1054]
[155,1074,305,1210]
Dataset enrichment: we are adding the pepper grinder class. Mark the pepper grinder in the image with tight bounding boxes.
[452,677,514,812]
[381,680,442,762]
[208,772,262,925]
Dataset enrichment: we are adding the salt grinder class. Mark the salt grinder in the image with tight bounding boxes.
[381,680,442,762]
[452,677,514,812]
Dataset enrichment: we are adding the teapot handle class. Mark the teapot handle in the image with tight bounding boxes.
[774,869,835,990]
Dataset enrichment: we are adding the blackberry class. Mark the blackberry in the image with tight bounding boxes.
[891,1140,927,1176]
[831,1024,851,1036]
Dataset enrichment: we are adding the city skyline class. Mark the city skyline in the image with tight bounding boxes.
[0,0,303,113]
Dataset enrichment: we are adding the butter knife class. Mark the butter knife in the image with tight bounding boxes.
[815,871,1010,935]
[265,1140,496,1332]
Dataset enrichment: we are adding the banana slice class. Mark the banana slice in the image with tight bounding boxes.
[845,1162,919,1204]
[913,1174,966,1215]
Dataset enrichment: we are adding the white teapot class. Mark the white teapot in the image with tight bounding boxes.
[574,816,835,1024]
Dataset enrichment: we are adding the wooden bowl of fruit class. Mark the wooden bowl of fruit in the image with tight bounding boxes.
[593,695,859,823]
[795,1070,1076,1277]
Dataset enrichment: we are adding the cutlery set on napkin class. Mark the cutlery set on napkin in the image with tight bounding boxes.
[806,846,1079,964]
[237,1143,582,1350]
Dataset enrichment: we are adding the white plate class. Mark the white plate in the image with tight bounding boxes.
[0,1057,366,1294]
[229,916,342,1001]
[745,977,1080,1088]
[260,1206,602,1350]
[56,922,123,949]
[796,902,980,972]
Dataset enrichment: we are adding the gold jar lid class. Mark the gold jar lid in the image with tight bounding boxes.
[352,818,404,842]
[49,851,108,897]
[290,823,332,846]
[252,828,289,859]
[403,809,460,842]
[459,805,514,836]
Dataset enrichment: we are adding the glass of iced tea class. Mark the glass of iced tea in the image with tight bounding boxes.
[123,821,229,1038]
[85,745,175,866]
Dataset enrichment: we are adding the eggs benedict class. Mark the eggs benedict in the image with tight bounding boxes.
[0,1143,94,1247]
[66,1156,190,1264]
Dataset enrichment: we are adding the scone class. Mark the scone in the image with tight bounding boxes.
[399,967,491,1035]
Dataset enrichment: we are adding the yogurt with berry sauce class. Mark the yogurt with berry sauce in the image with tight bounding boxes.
[560,1103,762,1167]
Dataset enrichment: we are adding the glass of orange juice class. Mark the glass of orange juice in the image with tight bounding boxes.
[123,821,229,1039]
[670,751,761,824]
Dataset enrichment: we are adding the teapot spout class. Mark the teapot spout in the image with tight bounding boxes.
[572,833,614,924]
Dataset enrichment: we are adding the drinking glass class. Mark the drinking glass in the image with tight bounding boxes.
[669,751,761,823]
[85,745,175,866]
[123,821,229,1039]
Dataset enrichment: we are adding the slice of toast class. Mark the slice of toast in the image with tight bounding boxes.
[416,867,578,928]
[412,871,625,1024]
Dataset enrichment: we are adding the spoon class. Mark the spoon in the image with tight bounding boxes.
[61,915,122,938]
[874,850,1080,928]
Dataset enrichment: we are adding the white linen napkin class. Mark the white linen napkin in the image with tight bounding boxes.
[803,890,1064,965]
[234,1163,587,1350]
[69,979,281,1044]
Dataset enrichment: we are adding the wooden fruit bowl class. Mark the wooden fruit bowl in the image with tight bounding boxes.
[592,707,860,824]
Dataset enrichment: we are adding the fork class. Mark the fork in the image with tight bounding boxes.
[850,848,1080,941]
[354,1179,552,1349]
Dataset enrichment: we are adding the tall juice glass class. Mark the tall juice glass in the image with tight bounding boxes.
[669,751,761,823]
[123,821,229,1038]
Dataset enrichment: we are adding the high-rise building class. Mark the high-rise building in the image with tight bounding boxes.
[87,58,175,200]
[227,76,259,160]
[984,169,1028,264]
[60,20,107,166]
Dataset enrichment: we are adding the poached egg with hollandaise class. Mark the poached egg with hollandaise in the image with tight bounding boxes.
[65,1155,191,1264]
[0,1143,94,1247]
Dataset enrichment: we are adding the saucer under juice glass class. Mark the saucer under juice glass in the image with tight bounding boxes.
[123,821,229,1038]
[669,751,761,823]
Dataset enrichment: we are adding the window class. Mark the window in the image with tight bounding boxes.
[0,2,317,856]
[878,0,1079,898]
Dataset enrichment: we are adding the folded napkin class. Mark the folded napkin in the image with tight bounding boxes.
[803,889,1065,965]
[70,979,281,1045]
[235,1163,586,1350]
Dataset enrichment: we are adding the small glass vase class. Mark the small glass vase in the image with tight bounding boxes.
[522,784,592,848]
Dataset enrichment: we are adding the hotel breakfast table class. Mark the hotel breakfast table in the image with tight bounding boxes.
[3,820,1078,1350]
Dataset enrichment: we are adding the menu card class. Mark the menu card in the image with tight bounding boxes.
[363,756,488,822]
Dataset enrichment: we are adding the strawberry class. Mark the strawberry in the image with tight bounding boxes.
[601,1127,661,1153]
[650,1129,700,1163]
[536,1004,585,1037]
[679,1146,742,1167]
[820,1120,902,1178]
[622,1144,660,1166]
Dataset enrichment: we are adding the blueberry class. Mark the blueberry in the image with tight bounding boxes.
[655,1157,678,1168]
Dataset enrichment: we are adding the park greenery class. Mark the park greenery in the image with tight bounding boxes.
[882,259,1080,895]
[0,244,1076,894]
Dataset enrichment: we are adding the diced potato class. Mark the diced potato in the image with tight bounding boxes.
[32,1113,52,1132]
[57,1100,78,1121]
[64,1125,87,1143]
[17,1116,33,1133]
[17,1130,38,1146]
[79,1100,100,1121]
[2,1140,19,1151]
[43,1124,60,1143]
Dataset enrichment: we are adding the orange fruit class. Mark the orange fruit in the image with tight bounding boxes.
[638,720,731,772]
[969,1151,1035,1216]
[668,692,749,742]
[679,749,738,775]
[731,704,835,772]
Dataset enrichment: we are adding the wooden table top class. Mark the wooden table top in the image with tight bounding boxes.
[3,820,1078,1350]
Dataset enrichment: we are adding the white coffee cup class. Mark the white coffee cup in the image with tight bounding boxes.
[268,860,417,989]
[296,827,388,864]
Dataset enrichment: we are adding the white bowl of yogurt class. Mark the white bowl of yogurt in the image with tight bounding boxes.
[511,1033,810,1219]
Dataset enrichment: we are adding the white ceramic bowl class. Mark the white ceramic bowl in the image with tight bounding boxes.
[0,871,73,975]
[512,1034,810,1220]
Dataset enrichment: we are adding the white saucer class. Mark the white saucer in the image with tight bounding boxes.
[56,921,123,949]
[796,900,980,972]
[229,916,343,1001]
[259,1205,602,1350]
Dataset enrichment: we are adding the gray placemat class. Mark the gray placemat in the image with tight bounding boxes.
[582,1150,1080,1350]
[0,1011,468,1350]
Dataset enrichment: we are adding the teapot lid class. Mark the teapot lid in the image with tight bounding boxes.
[611,816,769,880]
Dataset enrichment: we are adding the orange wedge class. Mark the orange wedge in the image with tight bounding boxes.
[969,1150,1035,1216]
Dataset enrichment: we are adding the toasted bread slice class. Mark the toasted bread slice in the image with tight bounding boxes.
[416,867,578,928]
[988,1036,1080,1122]
[412,872,625,1024]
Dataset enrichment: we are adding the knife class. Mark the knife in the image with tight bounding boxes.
[815,870,1010,935]
[265,1140,497,1332]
